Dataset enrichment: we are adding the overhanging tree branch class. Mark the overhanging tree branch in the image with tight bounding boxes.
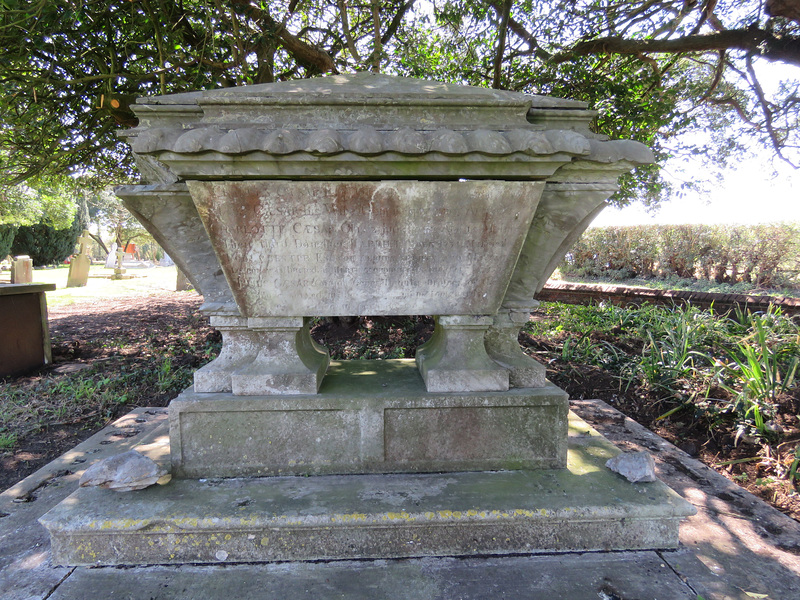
[491,0,511,89]
[745,52,798,167]
[229,0,336,74]
[487,1,551,61]
[381,0,415,46]
[550,28,800,67]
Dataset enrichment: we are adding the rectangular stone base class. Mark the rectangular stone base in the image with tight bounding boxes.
[39,413,696,566]
[170,359,568,478]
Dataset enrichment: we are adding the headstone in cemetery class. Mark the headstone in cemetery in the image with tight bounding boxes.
[0,282,56,376]
[110,247,132,280]
[66,230,92,288]
[40,73,695,566]
[104,242,118,268]
[10,255,33,284]
[175,268,192,291]
[123,243,137,261]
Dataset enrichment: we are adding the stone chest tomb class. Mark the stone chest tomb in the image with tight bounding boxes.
[39,73,695,565]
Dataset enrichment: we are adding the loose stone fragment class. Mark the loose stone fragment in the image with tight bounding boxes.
[79,450,169,492]
[605,451,657,483]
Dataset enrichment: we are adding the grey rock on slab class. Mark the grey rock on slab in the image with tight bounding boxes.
[606,451,658,483]
[79,450,169,492]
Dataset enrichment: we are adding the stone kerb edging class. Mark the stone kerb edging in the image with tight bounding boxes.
[538,280,800,315]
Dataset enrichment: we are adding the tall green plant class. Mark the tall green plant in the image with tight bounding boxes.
[714,313,799,436]
[636,305,719,393]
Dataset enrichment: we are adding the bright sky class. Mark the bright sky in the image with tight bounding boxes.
[591,157,799,227]
[593,60,799,228]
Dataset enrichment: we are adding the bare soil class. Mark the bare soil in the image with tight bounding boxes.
[0,292,216,492]
[1,292,797,522]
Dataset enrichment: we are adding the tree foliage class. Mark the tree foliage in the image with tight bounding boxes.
[0,177,79,228]
[0,1,798,206]
[10,210,83,265]
[86,189,154,255]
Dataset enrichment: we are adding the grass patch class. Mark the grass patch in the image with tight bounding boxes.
[0,264,183,308]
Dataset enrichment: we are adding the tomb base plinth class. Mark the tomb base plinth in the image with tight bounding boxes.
[39,411,696,567]
[111,268,133,280]
[171,359,567,478]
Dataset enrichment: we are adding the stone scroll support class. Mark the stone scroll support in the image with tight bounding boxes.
[416,315,509,393]
[484,308,546,389]
[193,315,261,393]
[501,182,617,309]
[115,184,234,310]
[230,317,330,396]
[484,182,620,389]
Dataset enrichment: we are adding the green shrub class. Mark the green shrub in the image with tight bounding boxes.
[563,225,659,279]
[10,212,83,266]
[0,224,17,259]
[561,223,800,289]
[525,301,799,439]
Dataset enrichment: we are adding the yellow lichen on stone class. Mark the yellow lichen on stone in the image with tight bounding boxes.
[383,512,413,521]
[331,513,368,522]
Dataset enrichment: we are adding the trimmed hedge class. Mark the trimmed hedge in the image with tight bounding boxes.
[0,224,17,260]
[10,213,83,266]
[561,223,800,288]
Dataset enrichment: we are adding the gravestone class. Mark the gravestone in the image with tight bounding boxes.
[175,268,192,291]
[110,247,132,280]
[40,73,695,565]
[104,243,118,268]
[0,283,56,376]
[66,230,92,288]
[10,255,33,284]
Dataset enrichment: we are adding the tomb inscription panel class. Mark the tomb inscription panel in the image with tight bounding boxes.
[189,180,542,316]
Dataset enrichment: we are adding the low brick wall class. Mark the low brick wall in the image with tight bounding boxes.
[537,281,800,315]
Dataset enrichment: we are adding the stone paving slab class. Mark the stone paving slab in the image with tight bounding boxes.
[46,551,708,600]
[0,407,168,600]
[573,399,800,600]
